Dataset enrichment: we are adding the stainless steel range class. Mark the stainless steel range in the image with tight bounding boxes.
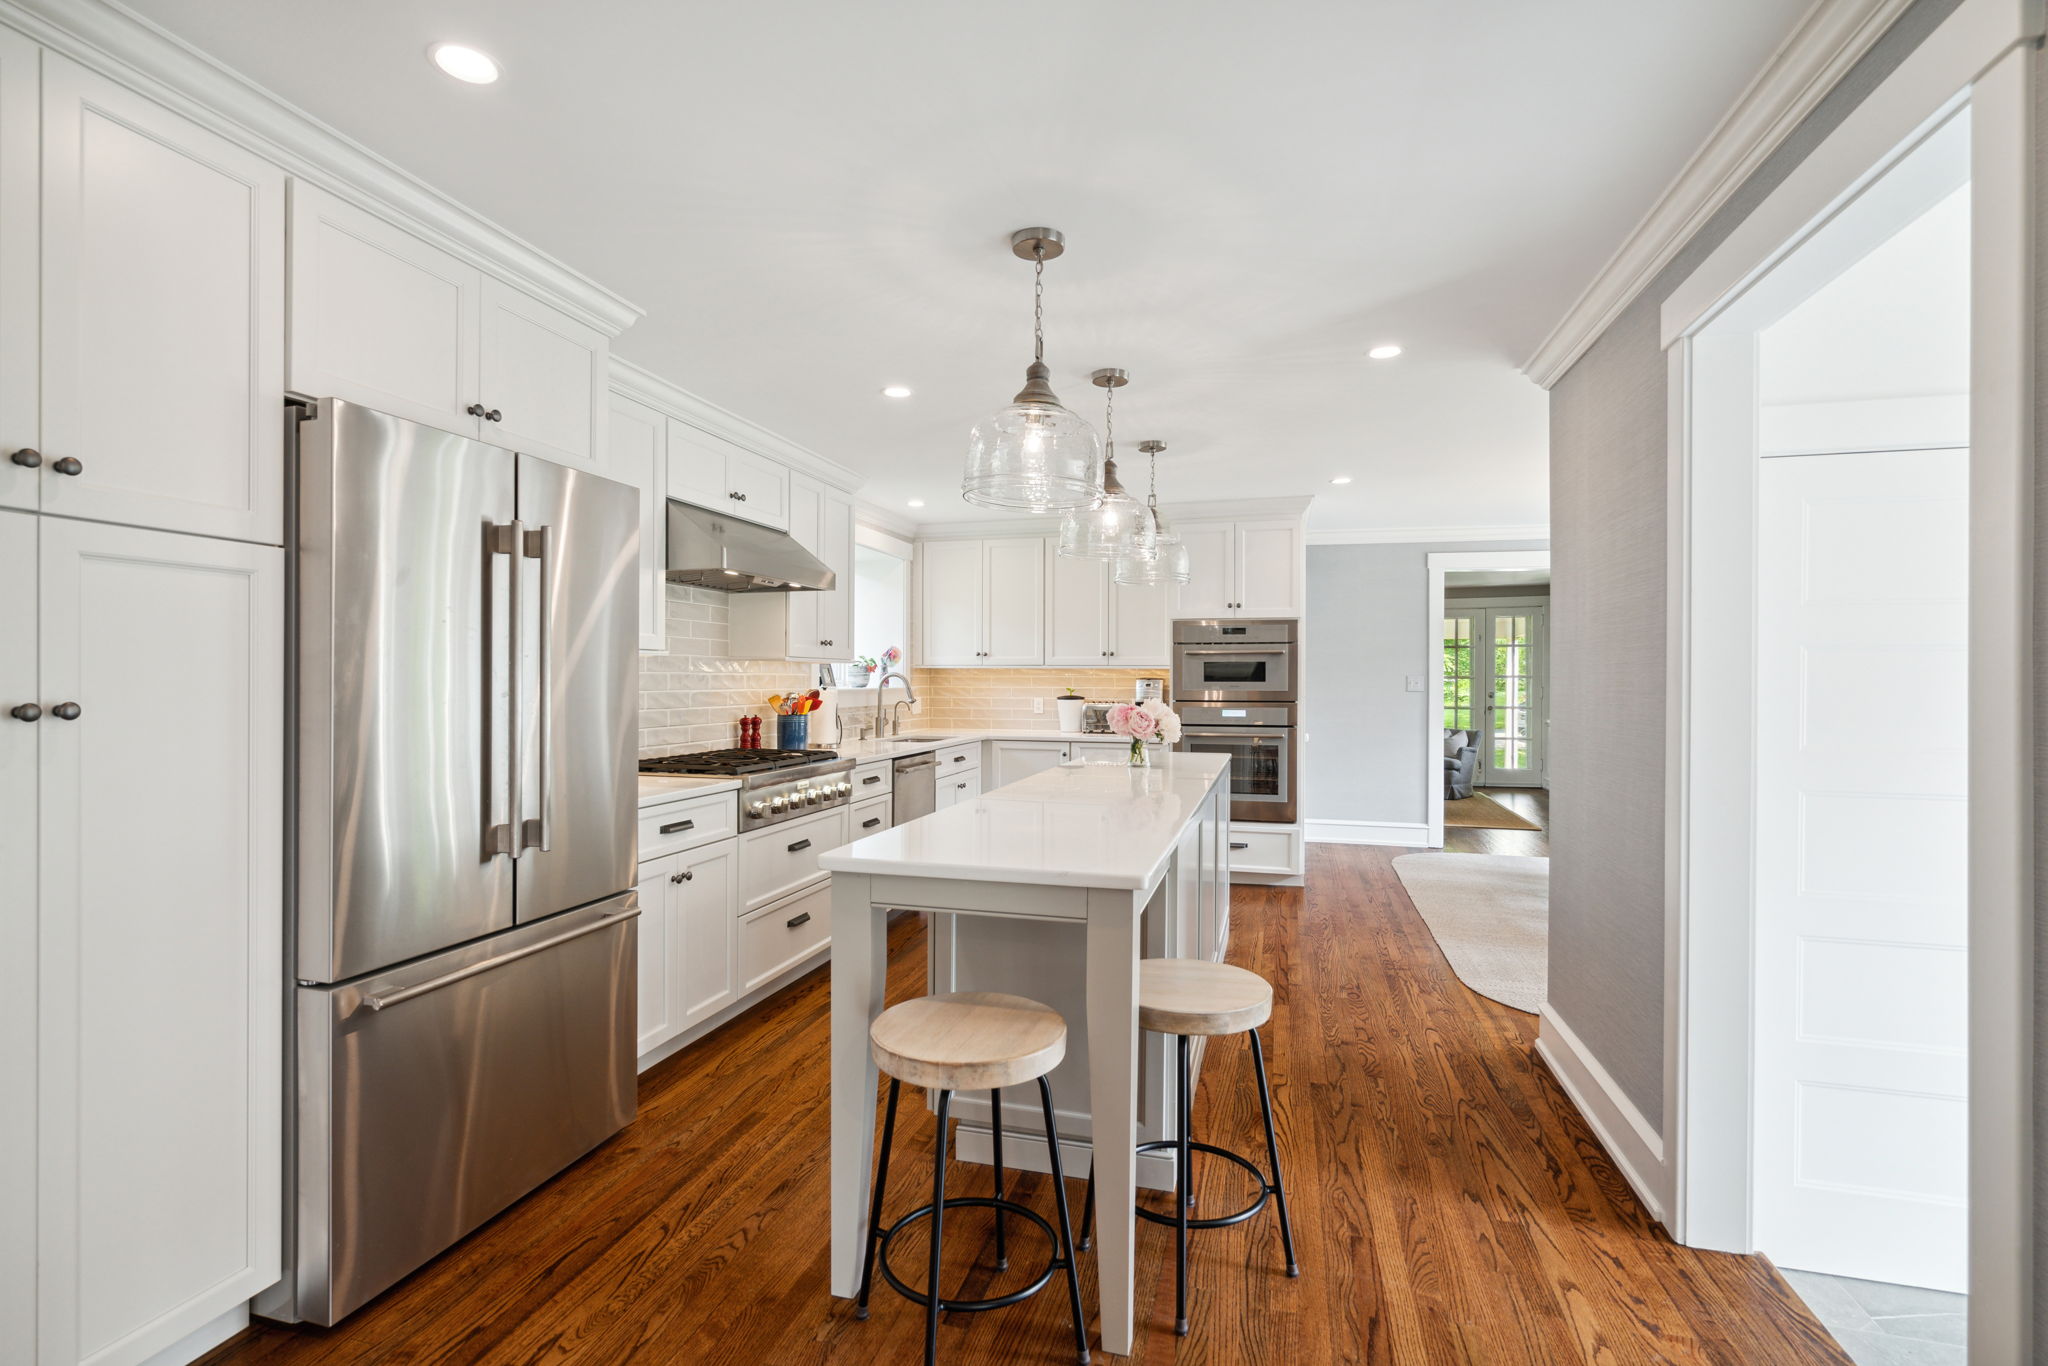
[640,748,857,830]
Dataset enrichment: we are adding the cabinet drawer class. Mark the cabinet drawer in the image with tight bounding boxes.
[1226,824,1302,875]
[849,795,892,838]
[853,760,892,797]
[738,883,831,992]
[935,741,980,773]
[639,791,739,859]
[739,806,847,910]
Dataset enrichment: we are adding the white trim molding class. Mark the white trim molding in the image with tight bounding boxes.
[609,357,864,493]
[1535,1005,1671,1227]
[1303,819,1429,847]
[1307,524,1550,547]
[1522,0,1917,388]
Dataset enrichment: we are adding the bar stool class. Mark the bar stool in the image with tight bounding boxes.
[855,991,1090,1366]
[1078,959,1299,1337]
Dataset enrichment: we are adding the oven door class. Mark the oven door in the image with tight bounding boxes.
[1177,726,1296,823]
[1172,645,1296,702]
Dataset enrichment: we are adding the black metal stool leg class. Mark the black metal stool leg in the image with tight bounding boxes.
[926,1089,952,1366]
[990,1086,1008,1271]
[1249,1028,1300,1277]
[1077,1160,1094,1252]
[1175,1032,1191,1336]
[856,1078,902,1318]
[1037,1076,1092,1365]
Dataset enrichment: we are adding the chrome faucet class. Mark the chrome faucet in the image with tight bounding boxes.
[876,671,916,738]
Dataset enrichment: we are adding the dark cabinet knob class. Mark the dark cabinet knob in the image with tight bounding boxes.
[466,403,487,417]
[51,702,81,720]
[485,409,502,423]
[10,703,40,722]
[730,491,747,502]
[9,448,39,468]
[670,869,693,883]
[51,457,82,476]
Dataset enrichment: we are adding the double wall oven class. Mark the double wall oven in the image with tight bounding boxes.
[1171,618,1297,823]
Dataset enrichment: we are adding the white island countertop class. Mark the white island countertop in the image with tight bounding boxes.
[818,752,1228,891]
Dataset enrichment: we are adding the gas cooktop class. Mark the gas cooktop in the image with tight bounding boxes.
[640,748,836,777]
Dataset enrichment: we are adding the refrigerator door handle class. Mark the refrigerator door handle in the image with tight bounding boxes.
[360,906,640,1013]
[487,520,525,859]
[522,524,553,853]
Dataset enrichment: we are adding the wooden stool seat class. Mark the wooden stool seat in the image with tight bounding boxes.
[870,992,1068,1091]
[1138,959,1273,1037]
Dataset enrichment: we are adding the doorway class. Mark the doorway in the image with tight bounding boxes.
[1425,550,1551,850]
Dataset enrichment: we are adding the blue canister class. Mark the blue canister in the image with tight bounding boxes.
[776,714,809,751]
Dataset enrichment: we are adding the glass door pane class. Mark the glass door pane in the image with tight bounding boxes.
[1442,614,1476,733]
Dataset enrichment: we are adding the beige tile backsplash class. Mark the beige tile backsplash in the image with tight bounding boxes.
[908,668,1163,730]
[638,584,818,754]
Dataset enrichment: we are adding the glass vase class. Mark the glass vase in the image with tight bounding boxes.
[1128,738,1150,768]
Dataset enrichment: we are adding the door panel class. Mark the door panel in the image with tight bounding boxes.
[0,30,36,514]
[919,539,984,667]
[665,418,733,514]
[981,538,1044,666]
[1234,521,1301,616]
[514,455,638,919]
[481,277,603,468]
[1483,609,1545,786]
[635,860,679,1055]
[0,511,33,1353]
[1110,578,1170,666]
[42,56,285,544]
[727,448,790,530]
[1753,448,1969,1290]
[1047,552,1109,666]
[677,840,738,1027]
[781,476,823,654]
[814,485,855,655]
[1172,523,1233,618]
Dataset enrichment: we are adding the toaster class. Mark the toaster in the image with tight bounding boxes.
[1080,701,1117,734]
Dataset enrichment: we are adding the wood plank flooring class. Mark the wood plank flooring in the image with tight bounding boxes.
[1443,787,1550,857]
[202,845,1846,1365]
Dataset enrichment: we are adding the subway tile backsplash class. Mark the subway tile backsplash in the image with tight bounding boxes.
[908,668,1162,730]
[638,584,817,754]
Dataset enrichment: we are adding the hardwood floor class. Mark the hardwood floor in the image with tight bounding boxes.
[1443,786,1550,856]
[201,845,1847,1365]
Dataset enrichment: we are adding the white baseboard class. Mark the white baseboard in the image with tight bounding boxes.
[1304,818,1430,847]
[141,1303,248,1366]
[1533,1005,1671,1227]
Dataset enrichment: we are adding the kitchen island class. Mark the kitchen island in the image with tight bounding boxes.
[820,752,1232,1357]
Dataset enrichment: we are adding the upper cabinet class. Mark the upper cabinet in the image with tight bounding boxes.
[288,183,606,468]
[606,393,667,652]
[729,472,854,662]
[1046,552,1170,667]
[1172,518,1303,619]
[918,538,1045,668]
[38,56,286,544]
[0,30,36,516]
[665,417,791,531]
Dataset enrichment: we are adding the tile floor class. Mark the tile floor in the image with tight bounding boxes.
[1781,1269,1966,1365]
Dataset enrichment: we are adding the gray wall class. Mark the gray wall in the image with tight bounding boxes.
[2033,33,2047,1348]
[1303,540,1547,829]
[1544,0,1961,1132]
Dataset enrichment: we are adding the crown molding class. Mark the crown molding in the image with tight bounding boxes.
[854,502,918,543]
[609,357,865,494]
[5,0,643,335]
[1306,524,1550,547]
[911,495,1314,541]
[1521,0,1917,389]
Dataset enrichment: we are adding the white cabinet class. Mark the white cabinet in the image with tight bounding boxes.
[937,767,982,809]
[288,183,606,467]
[636,838,739,1063]
[1172,519,1303,619]
[850,795,892,838]
[0,30,38,517]
[917,538,1045,667]
[739,807,848,910]
[665,417,790,531]
[42,55,285,544]
[1046,553,1169,666]
[4,512,283,1366]
[738,881,831,993]
[607,394,667,652]
[729,472,855,662]
[987,739,1069,789]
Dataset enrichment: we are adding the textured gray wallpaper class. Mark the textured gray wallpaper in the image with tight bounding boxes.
[2033,33,2047,1353]
[1543,0,1963,1129]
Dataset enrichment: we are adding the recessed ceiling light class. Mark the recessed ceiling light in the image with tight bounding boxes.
[429,43,500,84]
[906,499,926,508]
[1367,344,1403,360]
[881,385,913,399]
[1329,476,1353,485]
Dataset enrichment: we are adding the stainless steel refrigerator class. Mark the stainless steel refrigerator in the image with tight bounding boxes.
[262,399,640,1325]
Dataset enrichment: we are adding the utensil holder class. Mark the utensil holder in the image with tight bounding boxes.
[777,714,809,751]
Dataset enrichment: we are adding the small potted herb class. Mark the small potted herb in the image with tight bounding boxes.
[1055,686,1086,733]
[851,655,878,686]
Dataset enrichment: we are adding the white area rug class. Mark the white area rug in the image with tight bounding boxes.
[1391,854,1549,1014]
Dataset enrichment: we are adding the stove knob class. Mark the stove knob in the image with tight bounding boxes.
[770,794,788,813]
[835,780,852,797]
[804,786,821,805]
[749,799,769,817]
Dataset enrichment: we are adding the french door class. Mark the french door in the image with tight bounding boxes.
[1441,605,1547,787]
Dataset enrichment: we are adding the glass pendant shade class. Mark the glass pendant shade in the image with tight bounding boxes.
[962,380,1103,512]
[1056,456,1143,557]
[1122,503,1180,563]
[1114,533,1190,586]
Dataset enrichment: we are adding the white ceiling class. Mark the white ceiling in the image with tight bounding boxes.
[125,0,1811,533]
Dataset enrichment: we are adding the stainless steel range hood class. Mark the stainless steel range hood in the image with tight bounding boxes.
[665,500,834,592]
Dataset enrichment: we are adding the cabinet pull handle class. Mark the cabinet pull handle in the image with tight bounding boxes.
[786,911,812,929]
[467,403,487,417]
[10,703,40,722]
[485,408,502,423]
[659,818,696,834]
[51,456,82,476]
[862,774,881,785]
[51,702,81,720]
[8,448,38,468]
[787,837,812,852]
[862,817,882,829]
[952,754,966,762]
[1230,841,1250,850]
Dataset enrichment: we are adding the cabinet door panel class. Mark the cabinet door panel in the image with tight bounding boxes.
[981,538,1045,666]
[288,182,480,439]
[0,511,33,1354]
[677,841,738,1027]
[0,30,36,514]
[43,56,285,544]
[919,539,984,668]
[814,486,854,656]
[938,767,982,809]
[665,418,733,513]
[1171,523,1234,618]
[1235,520,1303,617]
[781,476,823,655]
[1046,552,1109,667]
[635,859,680,1056]
[1110,578,1171,666]
[37,518,282,1365]
[480,277,605,468]
[988,739,1068,790]
[727,448,790,530]
[607,394,666,651]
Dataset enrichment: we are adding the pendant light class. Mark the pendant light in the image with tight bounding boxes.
[1114,440,1191,586]
[962,228,1104,513]
[1056,369,1147,558]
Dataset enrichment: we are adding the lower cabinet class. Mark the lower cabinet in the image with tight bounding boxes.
[738,881,832,993]
[849,794,892,837]
[937,766,982,809]
[1227,822,1304,877]
[634,838,738,1061]
[986,738,1068,789]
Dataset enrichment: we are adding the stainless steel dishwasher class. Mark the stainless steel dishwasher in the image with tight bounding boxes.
[891,753,938,823]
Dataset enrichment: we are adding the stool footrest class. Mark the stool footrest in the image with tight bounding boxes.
[1134,1139,1273,1229]
[876,1196,1072,1312]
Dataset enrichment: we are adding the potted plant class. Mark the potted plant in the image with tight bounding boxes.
[1055,686,1086,733]
[851,655,878,686]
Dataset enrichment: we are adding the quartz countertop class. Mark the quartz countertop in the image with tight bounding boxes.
[827,731,1154,763]
[817,752,1228,891]
[637,775,741,807]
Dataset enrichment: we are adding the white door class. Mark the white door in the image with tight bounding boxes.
[37,516,283,1366]
[635,858,681,1057]
[1481,608,1546,787]
[920,539,985,667]
[814,486,855,656]
[0,28,36,515]
[1753,447,1969,1291]
[727,448,790,530]
[43,56,285,545]
[981,538,1045,666]
[479,277,605,468]
[987,740,1068,789]
[1046,552,1109,666]
[287,182,481,440]
[1173,522,1234,618]
[1234,520,1302,617]
[607,394,666,651]
[677,840,738,1028]
[782,476,824,655]
[0,510,35,1353]
[1109,579,1171,666]
[665,418,735,514]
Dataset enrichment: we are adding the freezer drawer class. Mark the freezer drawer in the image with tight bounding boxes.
[288,896,637,1325]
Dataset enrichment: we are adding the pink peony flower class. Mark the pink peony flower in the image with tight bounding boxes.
[1110,703,1159,740]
